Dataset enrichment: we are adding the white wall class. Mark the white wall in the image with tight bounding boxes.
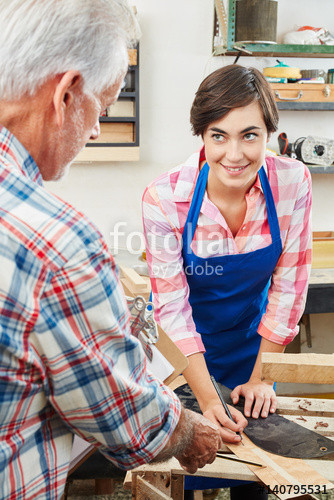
[47,0,334,393]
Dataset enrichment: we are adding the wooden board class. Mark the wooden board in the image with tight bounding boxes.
[226,435,334,499]
[125,454,334,495]
[312,240,334,269]
[282,414,333,437]
[261,353,334,384]
[73,146,139,163]
[88,122,134,144]
[120,266,150,293]
[155,325,188,386]
[276,396,334,418]
[128,48,137,66]
[107,100,134,118]
[136,475,172,499]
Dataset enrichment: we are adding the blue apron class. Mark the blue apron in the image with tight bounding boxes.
[182,162,282,490]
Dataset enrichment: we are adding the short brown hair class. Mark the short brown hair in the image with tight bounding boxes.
[190,64,279,137]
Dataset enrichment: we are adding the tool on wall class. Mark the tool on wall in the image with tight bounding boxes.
[278,132,334,165]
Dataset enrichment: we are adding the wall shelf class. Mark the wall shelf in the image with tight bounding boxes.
[100,117,136,123]
[277,102,334,111]
[213,1,334,59]
[75,47,140,163]
[307,164,334,174]
[215,44,334,59]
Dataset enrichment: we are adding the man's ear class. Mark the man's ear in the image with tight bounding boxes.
[53,70,82,128]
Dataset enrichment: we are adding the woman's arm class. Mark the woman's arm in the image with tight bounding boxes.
[184,353,247,442]
[232,162,312,419]
[142,185,247,441]
[230,337,285,418]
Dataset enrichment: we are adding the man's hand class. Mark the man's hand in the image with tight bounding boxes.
[230,378,276,418]
[154,407,221,474]
[175,409,221,474]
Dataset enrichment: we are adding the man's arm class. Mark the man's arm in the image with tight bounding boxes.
[153,406,222,474]
[33,238,183,470]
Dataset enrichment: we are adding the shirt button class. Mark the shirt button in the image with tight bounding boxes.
[242,225,246,231]
[250,187,255,195]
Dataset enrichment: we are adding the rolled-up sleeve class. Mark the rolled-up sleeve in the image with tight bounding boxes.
[258,165,312,345]
[32,237,181,470]
[142,186,205,356]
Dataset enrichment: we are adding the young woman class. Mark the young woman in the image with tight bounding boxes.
[142,65,312,498]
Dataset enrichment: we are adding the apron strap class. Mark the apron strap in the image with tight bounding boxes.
[258,166,281,245]
[182,162,209,248]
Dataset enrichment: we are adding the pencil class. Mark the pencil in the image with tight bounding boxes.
[210,375,244,445]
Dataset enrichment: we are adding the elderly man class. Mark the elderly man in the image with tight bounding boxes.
[0,1,248,499]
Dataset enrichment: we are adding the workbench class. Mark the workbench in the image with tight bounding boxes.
[301,268,334,349]
[128,362,334,500]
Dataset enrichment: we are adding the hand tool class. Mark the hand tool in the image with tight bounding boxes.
[216,452,263,467]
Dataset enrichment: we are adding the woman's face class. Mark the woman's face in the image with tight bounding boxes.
[203,101,270,193]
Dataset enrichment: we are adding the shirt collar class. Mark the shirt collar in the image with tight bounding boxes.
[0,126,43,186]
[172,146,264,202]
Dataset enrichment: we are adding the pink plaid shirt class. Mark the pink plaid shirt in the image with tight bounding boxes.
[142,149,312,356]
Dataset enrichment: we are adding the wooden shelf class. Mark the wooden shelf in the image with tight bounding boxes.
[74,146,140,163]
[119,91,136,98]
[277,102,334,111]
[215,44,334,58]
[307,164,334,174]
[100,117,136,123]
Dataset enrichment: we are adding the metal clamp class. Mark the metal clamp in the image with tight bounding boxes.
[275,90,303,101]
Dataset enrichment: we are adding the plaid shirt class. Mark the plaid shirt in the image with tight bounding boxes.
[0,127,181,500]
[142,148,312,355]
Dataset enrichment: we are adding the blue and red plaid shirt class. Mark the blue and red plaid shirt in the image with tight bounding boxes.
[0,126,181,500]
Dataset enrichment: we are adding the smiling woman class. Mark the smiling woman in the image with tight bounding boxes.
[142,64,312,498]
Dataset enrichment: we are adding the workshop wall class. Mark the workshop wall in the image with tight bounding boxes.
[48,0,334,392]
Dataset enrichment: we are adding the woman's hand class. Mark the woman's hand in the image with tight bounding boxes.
[230,378,276,419]
[203,402,248,443]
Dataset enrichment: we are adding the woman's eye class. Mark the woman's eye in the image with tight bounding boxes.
[212,134,225,142]
[244,133,257,141]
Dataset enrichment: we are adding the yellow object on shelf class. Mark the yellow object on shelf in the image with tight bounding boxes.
[312,232,334,269]
[263,65,301,79]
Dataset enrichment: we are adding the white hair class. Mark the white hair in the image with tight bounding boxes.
[0,0,140,100]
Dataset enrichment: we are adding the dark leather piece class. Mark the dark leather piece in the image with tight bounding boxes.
[174,383,334,459]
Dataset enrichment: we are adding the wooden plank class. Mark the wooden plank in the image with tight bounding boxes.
[120,266,149,293]
[128,48,137,66]
[130,456,257,482]
[88,122,134,144]
[312,240,334,268]
[226,434,334,500]
[136,475,172,499]
[107,100,134,118]
[74,146,140,162]
[155,324,188,386]
[171,474,185,499]
[261,353,334,384]
[276,396,334,417]
[282,414,334,437]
